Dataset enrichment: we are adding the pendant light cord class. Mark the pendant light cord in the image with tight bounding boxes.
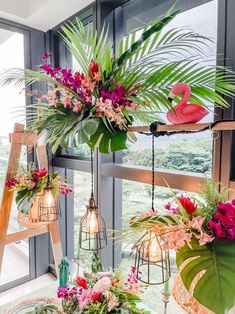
[91,149,94,196]
[151,134,155,212]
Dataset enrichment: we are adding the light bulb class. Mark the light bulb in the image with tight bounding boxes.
[40,188,57,221]
[43,189,56,207]
[146,233,161,262]
[86,210,99,234]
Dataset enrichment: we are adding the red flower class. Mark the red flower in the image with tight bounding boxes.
[91,292,101,302]
[33,168,47,180]
[88,60,99,77]
[178,195,197,215]
[76,276,88,289]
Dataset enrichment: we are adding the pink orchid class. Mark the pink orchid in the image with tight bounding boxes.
[73,101,82,112]
[62,96,72,108]
[93,276,112,293]
[140,209,158,219]
[79,288,93,309]
[97,271,113,278]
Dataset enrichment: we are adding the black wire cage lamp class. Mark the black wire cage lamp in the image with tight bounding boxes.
[38,152,60,222]
[79,150,107,252]
[39,186,60,222]
[134,131,171,285]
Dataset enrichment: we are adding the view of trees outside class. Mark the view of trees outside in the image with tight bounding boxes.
[0,29,29,285]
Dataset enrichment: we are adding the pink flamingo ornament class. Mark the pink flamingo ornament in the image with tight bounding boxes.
[166,83,209,124]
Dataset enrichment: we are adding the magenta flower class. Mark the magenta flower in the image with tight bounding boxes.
[6,178,18,188]
[57,286,69,298]
[41,52,51,60]
[227,225,235,240]
[208,220,226,239]
[165,202,179,215]
[214,202,235,224]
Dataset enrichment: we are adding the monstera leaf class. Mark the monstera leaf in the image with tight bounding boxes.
[88,119,129,153]
[176,237,235,314]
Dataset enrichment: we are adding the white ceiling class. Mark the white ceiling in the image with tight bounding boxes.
[0,0,94,32]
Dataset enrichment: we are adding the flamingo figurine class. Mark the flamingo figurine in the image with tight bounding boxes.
[166,83,209,124]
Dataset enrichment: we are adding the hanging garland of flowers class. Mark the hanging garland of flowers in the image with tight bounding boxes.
[127,180,235,314]
[1,11,235,153]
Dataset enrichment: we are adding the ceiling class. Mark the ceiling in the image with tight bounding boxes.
[0,0,94,32]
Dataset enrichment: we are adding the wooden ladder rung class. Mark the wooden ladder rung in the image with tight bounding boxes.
[9,133,38,145]
[6,225,49,244]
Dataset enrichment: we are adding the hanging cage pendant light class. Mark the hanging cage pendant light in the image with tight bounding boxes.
[39,186,59,221]
[38,152,60,222]
[134,132,171,285]
[134,231,171,285]
[79,150,107,252]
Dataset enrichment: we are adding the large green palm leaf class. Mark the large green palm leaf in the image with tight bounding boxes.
[1,10,235,153]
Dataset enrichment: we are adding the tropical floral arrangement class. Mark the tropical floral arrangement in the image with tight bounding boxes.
[127,180,235,314]
[6,163,72,213]
[1,11,235,153]
[57,254,150,314]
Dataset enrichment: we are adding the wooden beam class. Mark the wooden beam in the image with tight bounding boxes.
[9,133,38,146]
[48,221,63,277]
[128,121,235,133]
[102,163,204,193]
[6,226,48,244]
[0,123,25,273]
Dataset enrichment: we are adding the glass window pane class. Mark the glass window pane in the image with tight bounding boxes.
[74,171,93,270]
[0,29,29,286]
[122,0,217,175]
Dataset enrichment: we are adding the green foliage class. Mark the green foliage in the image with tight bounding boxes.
[176,237,235,314]
[91,252,104,273]
[196,179,231,225]
[88,120,129,153]
[25,302,58,314]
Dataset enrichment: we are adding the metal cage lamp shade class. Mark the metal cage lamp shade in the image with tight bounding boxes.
[134,231,171,285]
[134,132,171,285]
[39,187,59,222]
[79,192,107,252]
[79,150,107,252]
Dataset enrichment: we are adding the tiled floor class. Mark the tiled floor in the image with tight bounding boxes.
[0,243,29,285]
[0,274,57,312]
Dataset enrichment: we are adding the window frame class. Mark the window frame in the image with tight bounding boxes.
[0,18,47,292]
[51,0,235,268]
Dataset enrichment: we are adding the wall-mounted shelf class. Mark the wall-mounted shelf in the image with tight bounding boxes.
[128,121,235,133]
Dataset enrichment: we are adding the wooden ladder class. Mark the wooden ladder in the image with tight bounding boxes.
[0,123,63,278]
